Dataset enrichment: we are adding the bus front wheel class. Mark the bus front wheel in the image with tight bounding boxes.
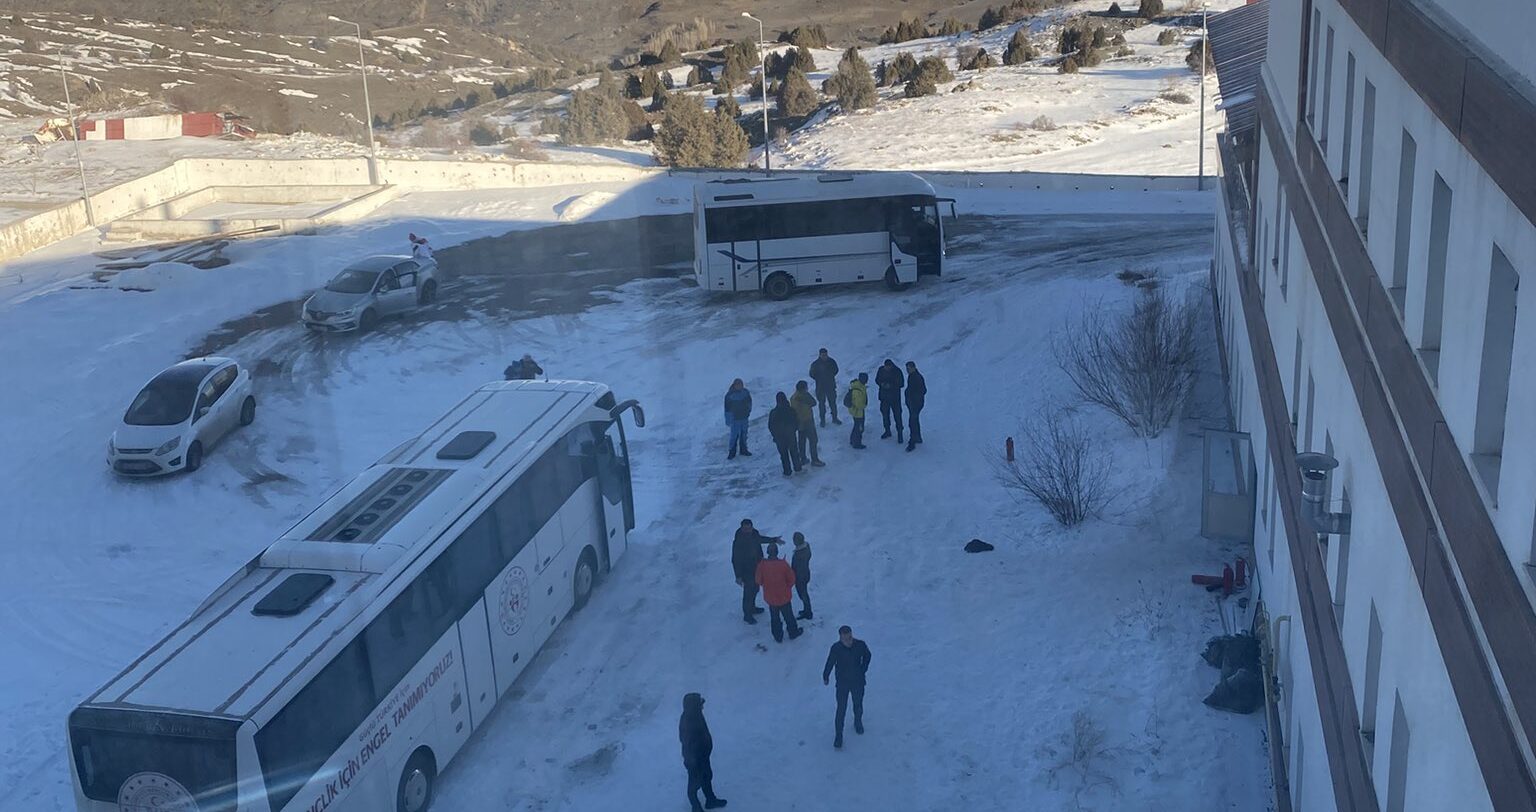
[885,267,912,292]
[762,273,793,301]
[396,748,436,812]
[573,547,599,611]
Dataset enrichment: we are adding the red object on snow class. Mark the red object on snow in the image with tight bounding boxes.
[180,112,224,137]
[1235,557,1247,587]
[1191,573,1224,586]
[1222,564,1235,596]
[1005,437,1014,462]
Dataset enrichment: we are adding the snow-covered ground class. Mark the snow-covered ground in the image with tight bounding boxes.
[0,177,1269,810]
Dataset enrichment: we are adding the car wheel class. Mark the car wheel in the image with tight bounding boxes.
[885,267,911,292]
[573,548,599,610]
[762,273,793,301]
[184,441,203,473]
[396,749,436,812]
[418,280,438,305]
[358,308,379,333]
[239,396,257,427]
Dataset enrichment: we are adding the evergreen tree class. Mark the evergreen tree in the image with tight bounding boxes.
[888,51,919,84]
[939,18,966,36]
[1139,0,1164,18]
[904,75,937,97]
[915,55,953,85]
[777,66,818,117]
[791,46,817,73]
[1004,30,1036,65]
[717,94,742,118]
[658,39,683,64]
[561,88,632,144]
[656,95,748,167]
[827,47,877,111]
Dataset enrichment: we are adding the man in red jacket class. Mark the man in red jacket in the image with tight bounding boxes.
[755,543,803,643]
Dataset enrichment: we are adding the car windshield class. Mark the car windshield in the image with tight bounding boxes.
[123,375,199,426]
[324,269,379,294]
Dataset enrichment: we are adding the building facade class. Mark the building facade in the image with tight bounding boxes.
[1210,0,1536,809]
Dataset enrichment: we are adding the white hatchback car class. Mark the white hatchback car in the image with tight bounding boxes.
[108,357,255,476]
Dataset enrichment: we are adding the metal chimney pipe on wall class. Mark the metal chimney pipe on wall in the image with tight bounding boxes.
[1296,452,1351,536]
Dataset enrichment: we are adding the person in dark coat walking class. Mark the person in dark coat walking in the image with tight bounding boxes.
[732,520,774,623]
[904,361,926,452]
[875,359,905,444]
[823,625,873,748]
[791,532,813,620]
[723,379,753,460]
[755,543,802,642]
[809,348,842,427]
[767,393,801,476]
[680,693,728,811]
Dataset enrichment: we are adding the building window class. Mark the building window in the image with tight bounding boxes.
[1319,27,1336,145]
[1307,9,1322,126]
[1303,371,1317,451]
[1471,244,1519,496]
[1390,131,1417,311]
[1292,728,1306,809]
[1420,173,1453,383]
[1334,485,1351,627]
[1385,693,1410,812]
[1357,80,1377,234]
[1280,208,1292,298]
[1362,603,1383,754]
[1340,52,1356,189]
[1291,333,1303,437]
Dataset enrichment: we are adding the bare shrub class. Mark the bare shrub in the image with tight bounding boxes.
[417,119,469,149]
[994,409,1112,526]
[1055,287,1199,438]
[1159,89,1193,104]
[504,138,548,160]
[1029,114,1057,131]
[1044,711,1122,806]
[1156,28,1179,46]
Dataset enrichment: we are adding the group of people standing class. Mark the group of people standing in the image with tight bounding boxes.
[724,349,930,477]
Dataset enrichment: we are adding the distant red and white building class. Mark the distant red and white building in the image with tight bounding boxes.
[74,112,253,141]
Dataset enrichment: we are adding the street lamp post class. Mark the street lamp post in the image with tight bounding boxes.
[56,50,94,226]
[741,12,770,173]
[328,16,379,184]
[1198,2,1208,191]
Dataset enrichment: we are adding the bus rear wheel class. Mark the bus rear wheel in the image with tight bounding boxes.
[396,749,436,812]
[573,548,599,611]
[762,273,793,301]
[884,267,912,292]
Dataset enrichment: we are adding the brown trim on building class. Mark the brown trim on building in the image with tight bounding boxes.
[1328,0,1536,230]
[1257,78,1536,808]
[1216,135,1380,812]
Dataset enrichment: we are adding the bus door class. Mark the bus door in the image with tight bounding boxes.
[593,420,633,570]
[891,201,943,278]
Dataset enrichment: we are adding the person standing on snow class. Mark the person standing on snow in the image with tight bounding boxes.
[723,379,753,460]
[809,348,842,427]
[505,354,543,381]
[904,361,927,452]
[768,392,801,476]
[845,372,869,449]
[790,380,825,468]
[409,232,434,260]
[875,359,905,444]
[791,532,813,620]
[679,693,728,811]
[823,625,873,749]
[732,519,774,624]
[755,543,803,643]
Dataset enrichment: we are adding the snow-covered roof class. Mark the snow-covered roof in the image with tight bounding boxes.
[695,172,937,208]
[82,380,613,720]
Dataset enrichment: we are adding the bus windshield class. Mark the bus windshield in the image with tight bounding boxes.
[70,712,239,808]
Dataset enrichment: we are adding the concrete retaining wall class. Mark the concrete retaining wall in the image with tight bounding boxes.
[0,156,1204,264]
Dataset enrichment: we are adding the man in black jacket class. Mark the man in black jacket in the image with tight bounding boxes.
[904,360,926,452]
[875,359,905,444]
[822,625,873,749]
[732,519,773,623]
[767,392,801,476]
[809,348,842,427]
[791,532,813,620]
[680,693,728,811]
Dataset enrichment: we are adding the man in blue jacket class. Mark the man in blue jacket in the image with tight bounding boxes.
[723,378,753,460]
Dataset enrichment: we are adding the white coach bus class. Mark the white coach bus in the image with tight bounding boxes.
[68,381,645,812]
[693,172,948,299]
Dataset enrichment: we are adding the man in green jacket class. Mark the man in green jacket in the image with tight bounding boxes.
[846,373,869,449]
[790,380,825,468]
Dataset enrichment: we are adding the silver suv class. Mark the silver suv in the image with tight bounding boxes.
[302,255,439,333]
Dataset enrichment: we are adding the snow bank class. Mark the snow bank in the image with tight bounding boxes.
[111,261,197,291]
